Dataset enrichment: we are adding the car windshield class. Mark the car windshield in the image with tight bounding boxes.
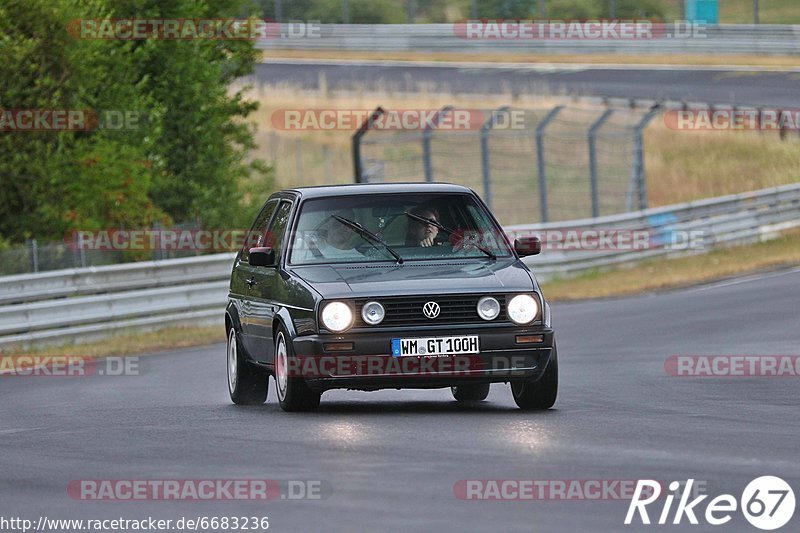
[288,192,512,265]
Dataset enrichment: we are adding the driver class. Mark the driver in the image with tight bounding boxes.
[292,208,364,261]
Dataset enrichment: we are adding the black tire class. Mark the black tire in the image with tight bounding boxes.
[451,383,490,402]
[511,345,558,410]
[274,326,321,412]
[227,326,268,405]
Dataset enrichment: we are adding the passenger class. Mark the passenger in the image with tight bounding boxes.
[405,206,440,247]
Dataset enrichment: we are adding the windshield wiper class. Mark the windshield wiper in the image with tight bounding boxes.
[331,215,404,264]
[404,212,496,260]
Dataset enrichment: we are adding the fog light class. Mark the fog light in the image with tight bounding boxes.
[477,296,500,321]
[361,301,385,325]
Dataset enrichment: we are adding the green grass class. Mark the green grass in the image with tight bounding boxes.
[411,0,800,24]
[719,0,800,23]
[541,228,800,300]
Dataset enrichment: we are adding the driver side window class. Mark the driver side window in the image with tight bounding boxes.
[242,199,278,262]
[264,201,292,260]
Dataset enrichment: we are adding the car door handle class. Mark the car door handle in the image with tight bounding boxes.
[246,277,257,287]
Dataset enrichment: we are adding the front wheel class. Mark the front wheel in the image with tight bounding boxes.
[451,383,490,402]
[510,345,558,410]
[274,327,321,412]
[227,326,268,405]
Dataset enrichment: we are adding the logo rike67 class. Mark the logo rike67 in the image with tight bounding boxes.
[626,477,795,530]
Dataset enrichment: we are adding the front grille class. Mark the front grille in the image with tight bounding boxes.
[353,295,507,327]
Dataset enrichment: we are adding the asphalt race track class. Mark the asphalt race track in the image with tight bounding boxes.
[254,59,800,108]
[2,267,799,532]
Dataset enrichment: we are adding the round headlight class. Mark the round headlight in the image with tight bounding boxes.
[321,301,354,332]
[361,301,385,325]
[477,296,500,321]
[507,294,539,325]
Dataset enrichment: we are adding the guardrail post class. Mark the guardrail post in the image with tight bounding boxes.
[352,106,384,183]
[630,104,661,211]
[536,106,564,223]
[422,106,453,183]
[588,108,614,218]
[480,106,510,210]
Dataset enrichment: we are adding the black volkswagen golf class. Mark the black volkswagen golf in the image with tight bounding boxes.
[226,183,557,411]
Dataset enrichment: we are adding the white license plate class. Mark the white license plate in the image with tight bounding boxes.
[391,335,479,357]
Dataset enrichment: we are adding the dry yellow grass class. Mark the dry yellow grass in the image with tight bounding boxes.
[646,123,800,206]
[243,84,800,208]
[243,84,565,190]
[541,228,800,301]
[1,325,224,359]
[260,50,800,69]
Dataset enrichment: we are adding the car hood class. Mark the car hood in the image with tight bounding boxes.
[289,259,533,299]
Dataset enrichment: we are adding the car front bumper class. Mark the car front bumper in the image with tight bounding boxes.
[291,324,555,392]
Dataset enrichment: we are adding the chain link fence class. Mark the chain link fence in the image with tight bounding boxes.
[354,103,659,226]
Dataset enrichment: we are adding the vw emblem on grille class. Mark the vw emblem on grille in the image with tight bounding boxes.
[423,301,441,319]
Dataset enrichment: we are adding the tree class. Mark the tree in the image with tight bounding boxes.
[0,0,272,245]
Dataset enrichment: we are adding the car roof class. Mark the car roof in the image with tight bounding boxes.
[285,182,474,199]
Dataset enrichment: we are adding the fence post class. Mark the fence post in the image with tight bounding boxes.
[28,238,39,273]
[295,138,303,184]
[153,221,163,261]
[352,106,384,183]
[422,106,453,183]
[323,145,333,184]
[632,104,661,211]
[588,108,614,218]
[78,231,87,267]
[479,106,510,210]
[535,106,564,223]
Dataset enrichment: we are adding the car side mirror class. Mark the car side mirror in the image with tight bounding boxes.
[248,247,276,267]
[514,237,541,257]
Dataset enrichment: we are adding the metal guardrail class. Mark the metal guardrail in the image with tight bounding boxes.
[0,254,236,306]
[256,24,800,56]
[0,255,235,348]
[1,183,798,348]
[509,183,800,280]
